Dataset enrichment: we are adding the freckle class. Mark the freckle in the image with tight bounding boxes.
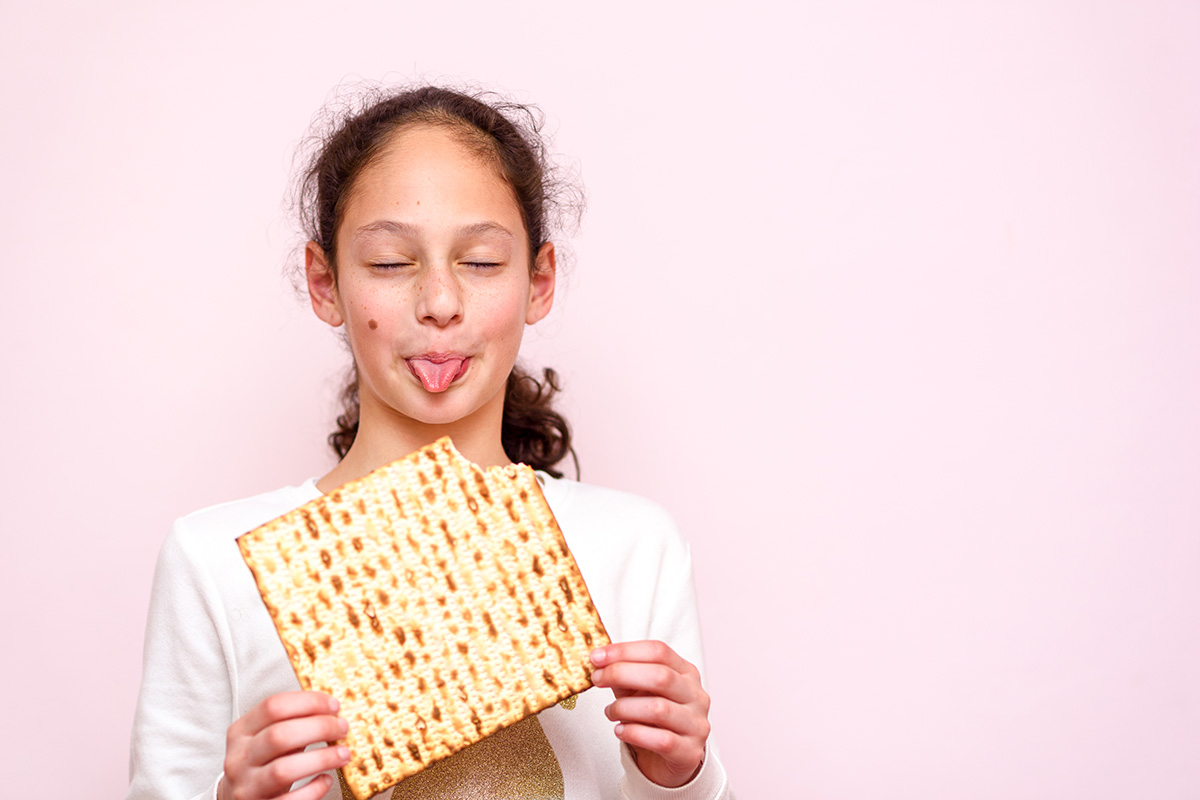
[368,319,378,330]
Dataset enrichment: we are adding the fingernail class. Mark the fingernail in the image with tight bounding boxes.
[339,718,349,734]
[591,668,604,684]
[614,723,625,737]
[590,648,607,665]
[604,703,614,720]
[337,746,351,761]
[329,697,340,712]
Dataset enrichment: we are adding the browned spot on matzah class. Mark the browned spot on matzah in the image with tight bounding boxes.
[236,437,609,800]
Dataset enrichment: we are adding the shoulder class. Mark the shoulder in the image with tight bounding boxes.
[540,475,677,532]
[176,481,319,536]
[143,482,322,637]
[537,477,703,649]
[537,475,691,567]
[161,481,322,570]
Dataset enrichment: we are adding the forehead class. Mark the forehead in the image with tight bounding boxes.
[384,119,500,166]
[347,124,515,212]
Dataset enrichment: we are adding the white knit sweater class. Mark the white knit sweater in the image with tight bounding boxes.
[127,474,730,800]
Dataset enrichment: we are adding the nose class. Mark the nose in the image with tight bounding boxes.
[415,265,463,327]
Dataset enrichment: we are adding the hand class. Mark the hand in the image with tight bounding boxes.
[219,691,351,800]
[590,641,712,788]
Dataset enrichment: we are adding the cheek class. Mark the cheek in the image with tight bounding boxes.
[349,289,399,336]
[476,285,531,337]
[345,295,399,360]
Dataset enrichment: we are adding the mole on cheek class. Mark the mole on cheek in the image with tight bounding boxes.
[368,319,378,330]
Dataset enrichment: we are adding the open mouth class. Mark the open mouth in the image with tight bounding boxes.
[406,355,469,393]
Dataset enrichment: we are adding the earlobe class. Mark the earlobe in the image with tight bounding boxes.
[306,241,344,328]
[526,242,557,325]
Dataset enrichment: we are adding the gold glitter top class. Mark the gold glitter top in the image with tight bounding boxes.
[338,715,564,800]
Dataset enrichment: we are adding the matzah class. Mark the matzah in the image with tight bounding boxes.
[236,437,609,799]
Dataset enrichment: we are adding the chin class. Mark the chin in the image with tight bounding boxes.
[399,395,487,428]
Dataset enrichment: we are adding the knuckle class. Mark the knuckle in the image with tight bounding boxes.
[266,760,291,786]
[222,751,244,782]
[649,697,671,723]
[263,725,288,752]
[261,694,284,718]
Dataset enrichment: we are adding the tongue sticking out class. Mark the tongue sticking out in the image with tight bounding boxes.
[408,357,465,393]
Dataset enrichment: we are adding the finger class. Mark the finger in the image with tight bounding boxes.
[279,773,337,800]
[239,692,340,737]
[247,745,350,799]
[590,661,698,705]
[614,722,705,775]
[605,695,710,739]
[246,714,350,767]
[591,641,694,674]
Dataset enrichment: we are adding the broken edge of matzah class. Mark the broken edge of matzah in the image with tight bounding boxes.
[236,437,611,799]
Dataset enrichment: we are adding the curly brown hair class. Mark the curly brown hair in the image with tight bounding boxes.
[295,85,581,477]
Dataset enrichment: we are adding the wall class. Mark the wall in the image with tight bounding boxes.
[1,2,1197,797]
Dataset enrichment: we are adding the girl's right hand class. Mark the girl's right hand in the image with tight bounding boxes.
[219,691,351,800]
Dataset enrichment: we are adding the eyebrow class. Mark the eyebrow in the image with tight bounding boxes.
[353,220,516,241]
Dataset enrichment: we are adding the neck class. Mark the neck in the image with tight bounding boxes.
[316,398,509,494]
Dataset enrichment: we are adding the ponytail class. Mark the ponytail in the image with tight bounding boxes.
[499,366,576,478]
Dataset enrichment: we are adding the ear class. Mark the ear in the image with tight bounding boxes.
[306,241,344,328]
[526,242,557,325]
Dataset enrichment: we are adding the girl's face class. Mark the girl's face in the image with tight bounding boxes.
[306,124,555,438]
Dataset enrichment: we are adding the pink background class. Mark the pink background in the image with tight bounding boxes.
[2,2,1198,797]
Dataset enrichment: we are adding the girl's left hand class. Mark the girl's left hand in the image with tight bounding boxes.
[589,641,712,788]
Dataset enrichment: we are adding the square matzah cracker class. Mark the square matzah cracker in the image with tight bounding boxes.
[236,437,610,799]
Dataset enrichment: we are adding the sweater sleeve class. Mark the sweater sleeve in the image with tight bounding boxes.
[127,522,234,800]
[616,519,732,800]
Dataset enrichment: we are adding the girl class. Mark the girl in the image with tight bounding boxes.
[127,85,730,800]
